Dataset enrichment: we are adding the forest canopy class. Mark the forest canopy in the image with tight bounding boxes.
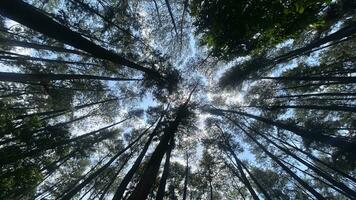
[0,0,355,199]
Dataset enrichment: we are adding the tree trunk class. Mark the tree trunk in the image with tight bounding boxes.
[164,0,178,35]
[0,72,142,83]
[59,124,153,200]
[273,22,356,63]
[225,152,260,200]
[0,37,89,55]
[260,76,356,83]
[16,97,118,119]
[270,134,356,184]
[112,117,163,200]
[272,92,356,99]
[250,127,356,198]
[182,152,189,200]
[251,104,356,113]
[156,140,174,200]
[209,180,213,200]
[0,0,165,81]
[126,107,188,200]
[230,120,326,199]
[209,108,356,151]
[98,153,132,200]
[0,118,129,165]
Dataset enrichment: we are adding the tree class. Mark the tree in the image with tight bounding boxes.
[0,0,355,199]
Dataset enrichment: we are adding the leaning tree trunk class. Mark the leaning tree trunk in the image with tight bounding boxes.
[209,108,356,152]
[59,125,153,200]
[112,117,163,200]
[0,72,142,83]
[230,120,326,199]
[0,0,165,81]
[156,139,174,200]
[127,106,189,200]
[182,152,189,200]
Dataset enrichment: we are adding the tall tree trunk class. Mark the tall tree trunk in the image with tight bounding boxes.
[156,139,174,200]
[0,50,98,66]
[0,37,89,55]
[209,180,213,200]
[0,0,165,82]
[260,76,356,83]
[16,97,118,119]
[182,152,189,200]
[126,86,196,200]
[59,124,153,200]
[269,134,356,184]
[127,109,186,200]
[271,92,356,99]
[0,118,129,165]
[249,126,356,198]
[112,117,163,200]
[273,22,356,63]
[152,0,162,26]
[209,108,356,151]
[0,72,142,83]
[226,146,270,200]
[225,153,260,200]
[164,0,178,35]
[229,120,326,199]
[247,104,356,113]
[97,153,132,200]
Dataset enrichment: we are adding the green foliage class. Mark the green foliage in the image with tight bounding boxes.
[191,0,328,58]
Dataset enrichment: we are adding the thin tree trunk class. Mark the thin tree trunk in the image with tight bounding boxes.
[156,139,174,200]
[126,111,183,200]
[0,51,98,66]
[152,0,162,26]
[269,134,356,184]
[271,92,356,99]
[59,124,154,200]
[0,72,142,83]
[182,152,189,200]
[250,125,356,198]
[0,0,165,81]
[16,97,118,119]
[0,37,89,55]
[112,117,163,200]
[209,180,213,200]
[98,153,132,200]
[225,152,260,200]
[164,0,178,35]
[126,86,196,200]
[273,22,356,64]
[247,104,356,113]
[229,120,326,199]
[208,108,356,151]
[0,118,129,165]
[260,76,356,83]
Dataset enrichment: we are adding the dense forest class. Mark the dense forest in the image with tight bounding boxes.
[0,0,355,199]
